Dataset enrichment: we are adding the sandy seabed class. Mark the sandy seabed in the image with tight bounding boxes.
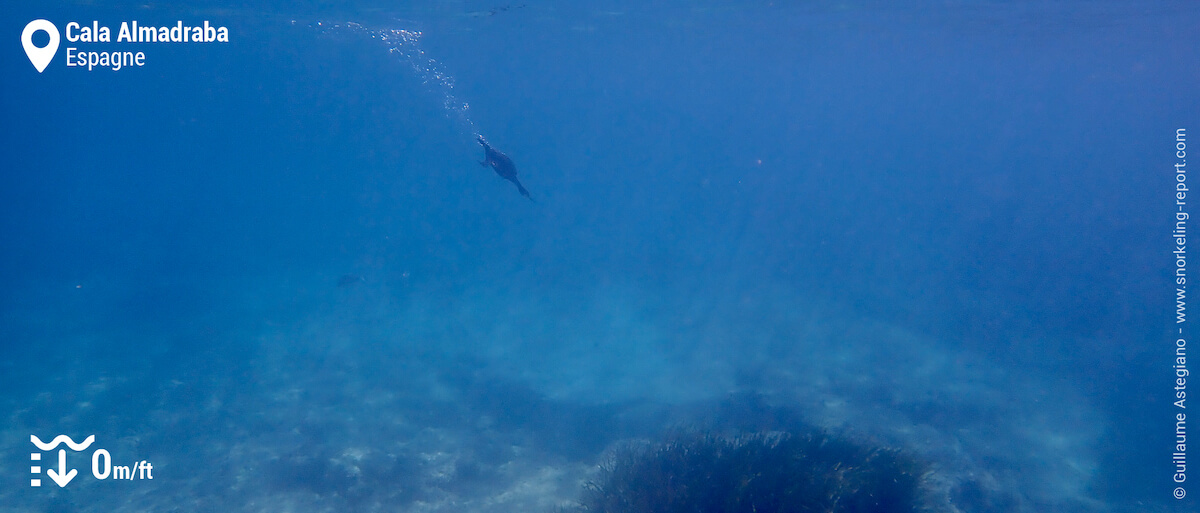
[1,278,1104,513]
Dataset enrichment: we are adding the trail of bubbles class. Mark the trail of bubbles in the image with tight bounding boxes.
[320,21,479,137]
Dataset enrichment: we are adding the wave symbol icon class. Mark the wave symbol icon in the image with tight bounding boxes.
[31,435,95,451]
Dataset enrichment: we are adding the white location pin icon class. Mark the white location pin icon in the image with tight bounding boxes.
[22,19,59,73]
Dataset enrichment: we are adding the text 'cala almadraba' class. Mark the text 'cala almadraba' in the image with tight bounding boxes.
[66,21,229,43]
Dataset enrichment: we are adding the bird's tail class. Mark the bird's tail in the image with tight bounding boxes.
[515,180,532,200]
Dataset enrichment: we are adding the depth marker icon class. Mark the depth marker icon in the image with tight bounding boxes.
[30,435,94,488]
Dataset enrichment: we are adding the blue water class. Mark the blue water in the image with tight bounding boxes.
[1,1,1196,512]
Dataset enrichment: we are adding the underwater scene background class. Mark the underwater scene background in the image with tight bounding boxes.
[2,1,1197,512]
